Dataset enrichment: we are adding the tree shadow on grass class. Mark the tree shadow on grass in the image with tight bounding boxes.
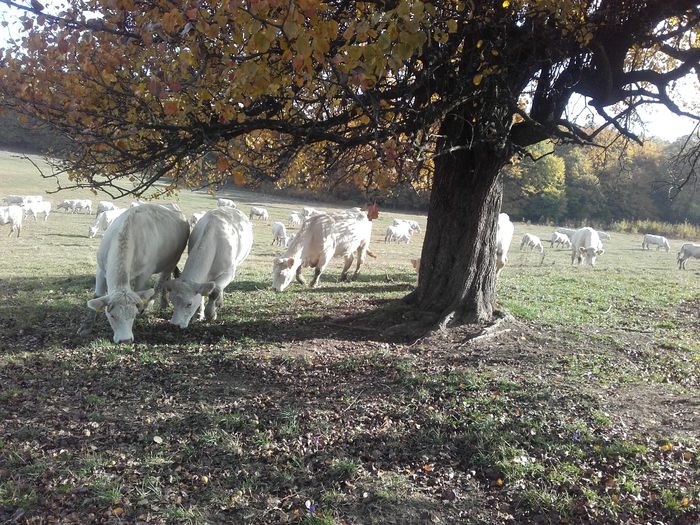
[0,273,425,354]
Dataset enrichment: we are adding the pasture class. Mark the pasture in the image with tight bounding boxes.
[1,151,699,524]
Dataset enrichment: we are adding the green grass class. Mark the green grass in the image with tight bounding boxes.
[0,151,699,523]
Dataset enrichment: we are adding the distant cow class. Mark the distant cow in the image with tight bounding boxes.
[496,213,514,277]
[24,201,51,222]
[189,211,206,228]
[271,222,289,247]
[642,234,670,252]
[571,227,604,266]
[166,207,253,328]
[392,218,421,234]
[677,243,700,270]
[88,208,126,238]
[57,199,92,214]
[288,212,302,227]
[520,233,544,253]
[555,227,577,240]
[385,223,412,243]
[79,204,190,344]
[249,206,269,220]
[550,231,572,248]
[96,200,118,215]
[217,198,237,208]
[0,205,23,237]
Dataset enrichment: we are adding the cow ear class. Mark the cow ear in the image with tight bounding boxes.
[286,257,295,268]
[196,281,217,296]
[87,296,109,312]
[597,249,605,255]
[136,288,156,303]
[578,247,586,253]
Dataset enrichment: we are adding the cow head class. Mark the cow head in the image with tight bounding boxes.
[165,279,216,328]
[578,246,604,266]
[88,225,99,238]
[87,288,155,343]
[272,256,297,292]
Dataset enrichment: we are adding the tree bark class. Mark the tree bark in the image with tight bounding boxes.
[407,115,511,325]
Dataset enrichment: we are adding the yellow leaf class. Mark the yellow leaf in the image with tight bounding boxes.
[660,443,673,452]
[476,39,483,49]
[473,74,483,86]
[422,464,434,472]
[681,497,691,506]
[201,475,209,484]
[496,478,503,487]
[502,0,510,7]
[112,507,124,516]
[447,19,458,33]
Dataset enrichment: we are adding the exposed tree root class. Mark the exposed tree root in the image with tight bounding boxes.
[459,309,515,347]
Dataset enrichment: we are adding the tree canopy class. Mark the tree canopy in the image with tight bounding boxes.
[1,0,699,324]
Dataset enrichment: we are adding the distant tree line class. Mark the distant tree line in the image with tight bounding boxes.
[502,135,700,227]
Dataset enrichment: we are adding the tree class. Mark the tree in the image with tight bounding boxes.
[1,0,699,327]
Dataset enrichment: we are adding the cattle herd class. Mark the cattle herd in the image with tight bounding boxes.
[2,193,700,343]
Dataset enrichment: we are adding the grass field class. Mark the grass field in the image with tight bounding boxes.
[1,150,699,524]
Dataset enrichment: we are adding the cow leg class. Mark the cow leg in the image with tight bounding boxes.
[339,254,354,282]
[352,248,367,280]
[295,266,307,285]
[198,295,206,321]
[78,269,106,336]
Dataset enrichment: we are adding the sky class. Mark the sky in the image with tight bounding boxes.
[0,2,697,143]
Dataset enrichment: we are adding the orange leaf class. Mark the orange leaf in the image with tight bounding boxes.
[163,101,178,115]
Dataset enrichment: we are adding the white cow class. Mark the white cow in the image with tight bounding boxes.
[57,199,92,214]
[555,227,577,240]
[88,208,126,238]
[550,231,572,248]
[570,227,604,265]
[217,198,237,208]
[272,211,373,291]
[496,212,514,277]
[24,201,51,221]
[520,233,544,253]
[249,206,269,220]
[385,224,412,243]
[391,218,421,234]
[271,221,289,246]
[166,207,253,328]
[642,234,670,252]
[288,212,302,227]
[677,243,700,270]
[598,231,611,240]
[189,211,206,228]
[3,195,25,205]
[96,200,118,215]
[79,204,190,343]
[0,205,23,237]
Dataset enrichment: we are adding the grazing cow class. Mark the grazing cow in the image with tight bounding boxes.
[385,224,412,243]
[520,233,544,253]
[496,213,514,277]
[249,206,269,220]
[24,201,51,221]
[288,212,302,227]
[57,199,92,213]
[88,208,126,238]
[0,205,23,237]
[392,218,421,234]
[301,207,317,219]
[3,195,25,205]
[642,234,670,252]
[271,221,289,246]
[189,211,206,228]
[96,200,118,215]
[217,198,237,208]
[166,207,253,328]
[570,227,604,265]
[555,227,577,240]
[550,231,572,248]
[79,204,189,344]
[677,243,700,270]
[272,211,373,291]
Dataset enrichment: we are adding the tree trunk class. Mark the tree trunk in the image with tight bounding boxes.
[407,118,511,325]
